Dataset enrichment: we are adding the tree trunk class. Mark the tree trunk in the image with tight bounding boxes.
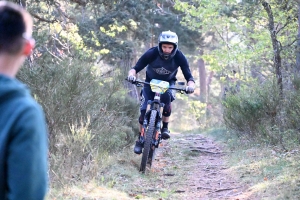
[262,1,283,94]
[206,71,214,120]
[297,2,300,69]
[122,52,140,102]
[207,71,213,100]
[295,2,300,88]
[198,58,206,103]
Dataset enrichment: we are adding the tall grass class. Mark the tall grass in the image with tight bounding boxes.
[17,59,139,186]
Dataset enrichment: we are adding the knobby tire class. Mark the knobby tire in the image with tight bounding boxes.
[140,110,157,173]
[148,146,155,167]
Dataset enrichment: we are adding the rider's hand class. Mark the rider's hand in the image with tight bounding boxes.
[127,75,136,83]
[186,86,195,94]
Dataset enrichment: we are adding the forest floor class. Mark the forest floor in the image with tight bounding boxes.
[50,131,292,200]
[126,132,260,200]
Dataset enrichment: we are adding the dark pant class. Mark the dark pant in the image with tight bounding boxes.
[138,84,175,125]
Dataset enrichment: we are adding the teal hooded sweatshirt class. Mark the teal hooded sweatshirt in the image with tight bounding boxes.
[0,74,48,200]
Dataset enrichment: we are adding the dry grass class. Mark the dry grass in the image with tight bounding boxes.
[207,128,300,199]
[229,146,300,199]
[46,147,157,200]
[17,59,139,188]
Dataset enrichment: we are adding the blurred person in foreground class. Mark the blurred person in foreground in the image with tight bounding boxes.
[0,1,48,199]
[127,30,195,154]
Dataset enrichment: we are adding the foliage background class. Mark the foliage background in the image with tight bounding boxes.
[8,0,300,197]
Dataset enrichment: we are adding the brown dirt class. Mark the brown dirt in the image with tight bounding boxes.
[131,133,257,200]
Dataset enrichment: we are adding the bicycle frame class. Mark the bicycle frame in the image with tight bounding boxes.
[127,78,186,173]
[140,81,167,148]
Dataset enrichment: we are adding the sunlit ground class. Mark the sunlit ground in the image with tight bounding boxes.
[47,181,155,200]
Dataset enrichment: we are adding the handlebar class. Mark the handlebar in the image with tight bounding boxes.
[126,78,187,94]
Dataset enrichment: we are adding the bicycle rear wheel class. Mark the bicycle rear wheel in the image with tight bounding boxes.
[140,110,157,173]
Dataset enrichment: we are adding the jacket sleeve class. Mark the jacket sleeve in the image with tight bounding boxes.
[7,103,48,200]
[176,51,195,83]
[133,47,157,73]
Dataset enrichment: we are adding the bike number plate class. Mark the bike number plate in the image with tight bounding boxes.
[150,79,169,94]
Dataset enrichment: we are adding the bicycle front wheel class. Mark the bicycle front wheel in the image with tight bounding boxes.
[140,109,157,173]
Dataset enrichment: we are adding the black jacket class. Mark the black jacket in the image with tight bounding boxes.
[133,47,195,84]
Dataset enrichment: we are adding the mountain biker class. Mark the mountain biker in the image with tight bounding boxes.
[127,30,195,154]
[0,1,48,199]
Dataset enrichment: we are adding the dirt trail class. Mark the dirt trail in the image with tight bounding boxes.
[136,133,255,200]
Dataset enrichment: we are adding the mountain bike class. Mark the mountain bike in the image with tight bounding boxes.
[127,78,187,173]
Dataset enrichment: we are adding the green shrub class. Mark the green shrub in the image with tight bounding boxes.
[17,59,139,185]
[285,89,300,130]
[222,80,281,141]
[223,77,300,149]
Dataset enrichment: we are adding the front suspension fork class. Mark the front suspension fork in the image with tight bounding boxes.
[153,103,164,147]
[139,100,164,147]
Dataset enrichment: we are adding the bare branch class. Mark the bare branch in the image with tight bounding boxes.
[282,38,299,49]
[276,16,294,34]
[293,0,300,4]
[213,25,231,50]
[69,0,87,7]
[45,48,63,61]
[30,12,57,23]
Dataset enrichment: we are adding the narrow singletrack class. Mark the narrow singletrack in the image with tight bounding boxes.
[133,133,257,200]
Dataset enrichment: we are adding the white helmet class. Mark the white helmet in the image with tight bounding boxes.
[157,30,178,60]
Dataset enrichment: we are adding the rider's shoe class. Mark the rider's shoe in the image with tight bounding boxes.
[134,141,143,154]
[161,128,170,140]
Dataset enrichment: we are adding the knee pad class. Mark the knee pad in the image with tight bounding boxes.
[139,109,146,125]
[163,104,172,117]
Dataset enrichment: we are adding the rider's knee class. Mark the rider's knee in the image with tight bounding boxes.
[139,109,146,125]
[163,104,172,117]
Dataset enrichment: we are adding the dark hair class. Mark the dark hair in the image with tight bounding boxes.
[0,5,25,54]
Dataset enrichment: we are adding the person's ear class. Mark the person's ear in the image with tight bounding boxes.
[23,39,35,56]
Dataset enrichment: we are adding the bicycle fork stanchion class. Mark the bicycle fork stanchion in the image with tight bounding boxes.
[140,100,152,144]
[153,103,164,148]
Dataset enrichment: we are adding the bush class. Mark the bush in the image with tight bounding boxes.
[285,89,300,130]
[222,80,281,141]
[17,59,139,184]
[223,77,300,149]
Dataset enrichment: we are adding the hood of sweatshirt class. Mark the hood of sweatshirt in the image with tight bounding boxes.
[0,74,29,102]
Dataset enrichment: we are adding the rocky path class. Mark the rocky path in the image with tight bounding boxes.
[140,133,254,200]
